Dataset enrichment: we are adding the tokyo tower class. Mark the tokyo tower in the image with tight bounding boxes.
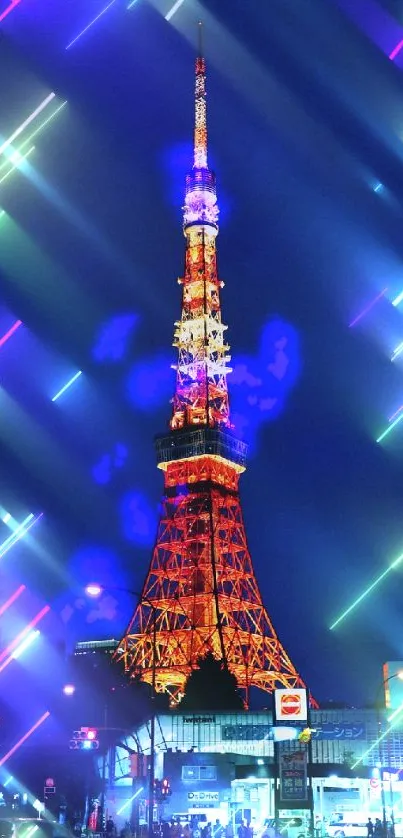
[116,29,307,706]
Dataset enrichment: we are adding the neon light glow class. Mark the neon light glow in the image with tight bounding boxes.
[0,0,23,23]
[330,551,403,629]
[0,512,43,560]
[391,341,403,361]
[392,290,403,307]
[377,412,403,443]
[0,94,55,158]
[0,586,26,618]
[165,0,186,21]
[0,147,35,186]
[51,370,82,402]
[348,288,388,328]
[389,406,403,423]
[0,712,50,767]
[117,788,144,816]
[390,40,403,61]
[0,320,22,349]
[66,0,117,49]
[0,605,50,667]
[11,629,40,661]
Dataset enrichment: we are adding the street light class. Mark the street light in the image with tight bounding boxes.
[376,670,403,835]
[85,584,157,838]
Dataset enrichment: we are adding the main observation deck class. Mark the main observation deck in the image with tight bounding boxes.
[155,426,248,471]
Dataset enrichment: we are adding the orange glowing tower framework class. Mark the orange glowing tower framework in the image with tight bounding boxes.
[116,31,306,705]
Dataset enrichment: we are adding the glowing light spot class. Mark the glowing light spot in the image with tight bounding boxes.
[330,551,403,629]
[0,585,26,617]
[0,147,34,186]
[390,40,403,61]
[0,94,55,158]
[392,290,403,307]
[51,370,82,402]
[373,183,383,194]
[1,512,11,524]
[377,412,403,443]
[0,712,50,767]
[66,0,117,49]
[0,512,43,560]
[165,0,185,21]
[11,629,40,661]
[0,320,22,349]
[389,406,403,423]
[349,288,388,328]
[0,0,23,23]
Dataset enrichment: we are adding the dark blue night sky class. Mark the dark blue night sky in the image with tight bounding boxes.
[2,0,403,723]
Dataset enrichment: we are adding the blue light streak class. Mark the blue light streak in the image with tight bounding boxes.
[127,0,138,8]
[0,513,43,560]
[165,0,185,21]
[391,341,403,362]
[66,0,117,49]
[392,290,403,307]
[377,412,403,443]
[52,370,82,402]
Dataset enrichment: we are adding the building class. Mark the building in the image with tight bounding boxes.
[106,709,403,835]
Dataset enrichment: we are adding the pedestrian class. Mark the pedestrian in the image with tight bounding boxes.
[374,819,383,838]
[367,819,374,838]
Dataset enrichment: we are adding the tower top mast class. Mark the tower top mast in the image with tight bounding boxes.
[194,21,207,169]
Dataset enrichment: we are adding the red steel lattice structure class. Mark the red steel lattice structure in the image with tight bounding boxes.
[116,35,307,706]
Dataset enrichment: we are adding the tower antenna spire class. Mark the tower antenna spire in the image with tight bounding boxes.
[194,21,208,169]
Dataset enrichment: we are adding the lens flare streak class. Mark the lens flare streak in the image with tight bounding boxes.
[0,586,26,618]
[0,606,50,667]
[0,712,50,767]
[390,40,403,61]
[377,412,403,443]
[51,371,82,402]
[330,552,403,629]
[352,706,403,768]
[0,94,55,158]
[11,629,40,661]
[0,0,22,23]
[392,290,403,307]
[66,0,117,49]
[391,341,403,362]
[0,513,43,560]
[0,147,35,187]
[165,0,185,21]
[0,320,23,348]
[348,288,388,328]
[389,406,403,423]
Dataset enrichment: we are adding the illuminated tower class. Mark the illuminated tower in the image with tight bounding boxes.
[116,30,307,705]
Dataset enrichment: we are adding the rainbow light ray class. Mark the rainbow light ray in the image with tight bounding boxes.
[330,551,403,630]
[0,102,67,177]
[0,147,35,186]
[0,0,22,23]
[66,0,117,49]
[389,406,403,423]
[0,320,22,348]
[0,605,50,666]
[377,412,403,443]
[390,40,403,61]
[0,94,55,158]
[51,371,82,402]
[349,288,388,328]
[165,0,185,20]
[0,513,43,560]
[392,290,403,307]
[0,712,50,767]
[0,586,26,618]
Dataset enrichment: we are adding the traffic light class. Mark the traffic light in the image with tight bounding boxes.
[69,727,99,750]
[161,779,171,799]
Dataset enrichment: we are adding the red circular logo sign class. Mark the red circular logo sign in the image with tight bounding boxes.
[280,693,302,715]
